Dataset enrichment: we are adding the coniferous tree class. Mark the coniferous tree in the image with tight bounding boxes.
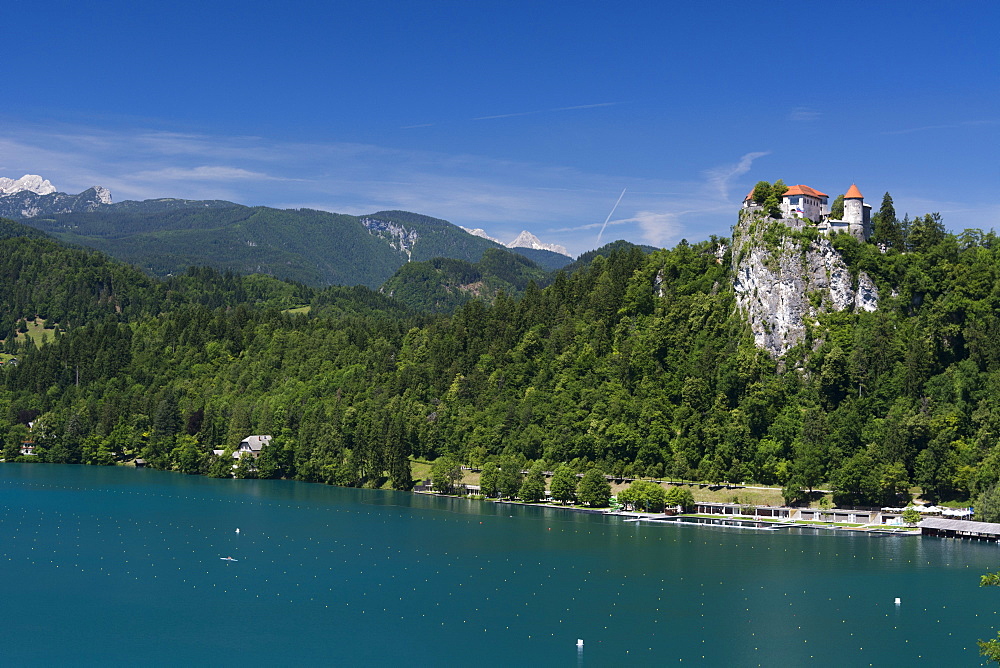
[873,192,901,248]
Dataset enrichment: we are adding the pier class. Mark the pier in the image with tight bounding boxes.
[920,517,1000,542]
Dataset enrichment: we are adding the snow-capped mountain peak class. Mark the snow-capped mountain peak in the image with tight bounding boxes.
[460,225,570,257]
[0,174,57,196]
[0,175,113,218]
[507,230,569,256]
[460,226,502,244]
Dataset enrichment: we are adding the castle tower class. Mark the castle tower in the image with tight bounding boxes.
[843,184,869,240]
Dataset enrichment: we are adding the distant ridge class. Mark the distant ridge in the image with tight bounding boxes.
[0,173,112,218]
[5,175,585,289]
[460,225,571,258]
[506,230,569,256]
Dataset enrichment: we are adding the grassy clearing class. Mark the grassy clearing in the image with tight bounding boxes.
[410,458,433,483]
[610,481,786,506]
[452,469,789,506]
[15,319,55,347]
[282,306,311,315]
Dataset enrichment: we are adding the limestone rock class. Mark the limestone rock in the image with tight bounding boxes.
[732,212,879,356]
[0,184,113,218]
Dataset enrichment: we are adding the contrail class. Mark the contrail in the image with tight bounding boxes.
[596,188,626,246]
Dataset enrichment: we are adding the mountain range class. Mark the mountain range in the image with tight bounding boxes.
[461,226,570,256]
[0,176,577,291]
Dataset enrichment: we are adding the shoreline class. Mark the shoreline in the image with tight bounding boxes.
[414,491,923,536]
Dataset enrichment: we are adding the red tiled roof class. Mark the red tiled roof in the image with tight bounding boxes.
[844,183,864,199]
[782,185,829,199]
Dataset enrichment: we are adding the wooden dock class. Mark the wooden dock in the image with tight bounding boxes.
[920,517,1000,541]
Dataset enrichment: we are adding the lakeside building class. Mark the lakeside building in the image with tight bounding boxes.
[233,434,272,459]
[920,517,1000,541]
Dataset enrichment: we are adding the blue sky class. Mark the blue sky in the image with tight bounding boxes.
[3,0,998,256]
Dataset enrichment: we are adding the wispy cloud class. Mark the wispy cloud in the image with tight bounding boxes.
[130,166,296,182]
[0,119,755,255]
[882,119,999,135]
[789,106,821,121]
[620,211,681,247]
[473,102,621,121]
[704,151,769,200]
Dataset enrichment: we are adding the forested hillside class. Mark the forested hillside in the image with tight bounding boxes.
[4,213,1000,516]
[381,248,550,313]
[19,202,550,289]
[24,205,404,287]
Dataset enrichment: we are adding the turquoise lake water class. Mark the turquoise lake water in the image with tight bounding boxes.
[1,464,998,666]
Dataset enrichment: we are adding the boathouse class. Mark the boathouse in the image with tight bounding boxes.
[920,517,1000,541]
[694,502,792,519]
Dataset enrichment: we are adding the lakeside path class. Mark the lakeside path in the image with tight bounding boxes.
[413,491,921,536]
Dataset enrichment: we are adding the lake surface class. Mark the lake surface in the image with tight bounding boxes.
[1,464,997,666]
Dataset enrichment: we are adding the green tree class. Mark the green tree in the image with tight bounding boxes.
[880,462,910,505]
[908,212,946,252]
[832,450,880,506]
[207,451,235,478]
[550,464,578,504]
[2,424,29,461]
[979,633,1000,664]
[981,572,1000,587]
[518,462,546,503]
[497,454,525,499]
[976,483,1000,523]
[171,435,204,474]
[980,572,1000,663]
[234,452,258,479]
[872,192,901,248]
[479,461,500,497]
[664,486,695,512]
[751,180,787,218]
[431,456,463,494]
[830,194,845,220]
[621,480,666,512]
[782,479,807,506]
[901,505,922,526]
[578,469,612,507]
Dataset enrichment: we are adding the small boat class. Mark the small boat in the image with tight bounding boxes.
[220,556,238,562]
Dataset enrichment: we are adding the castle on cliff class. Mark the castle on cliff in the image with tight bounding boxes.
[742,183,872,241]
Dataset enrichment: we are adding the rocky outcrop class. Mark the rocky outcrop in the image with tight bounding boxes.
[360,217,420,259]
[732,212,878,357]
[0,174,57,196]
[0,184,112,218]
[506,230,569,256]
[460,226,571,257]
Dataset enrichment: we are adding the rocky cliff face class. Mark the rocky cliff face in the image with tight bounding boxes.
[0,174,57,196]
[732,211,878,357]
[360,216,420,259]
[506,230,569,256]
[0,184,112,218]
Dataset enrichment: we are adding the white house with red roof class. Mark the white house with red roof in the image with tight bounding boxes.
[743,182,872,241]
[780,185,829,222]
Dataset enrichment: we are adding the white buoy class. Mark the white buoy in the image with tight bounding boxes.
[894,597,901,605]
[577,639,584,648]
